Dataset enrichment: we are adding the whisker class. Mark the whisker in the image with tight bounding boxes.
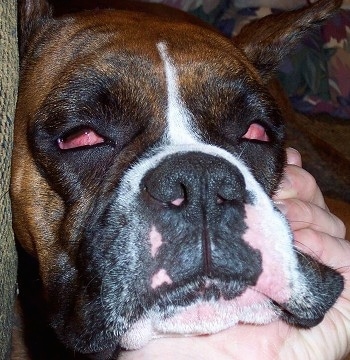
[237,142,249,160]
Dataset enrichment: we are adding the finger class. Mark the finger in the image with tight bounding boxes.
[274,164,326,209]
[275,198,346,239]
[294,229,350,276]
[286,147,302,167]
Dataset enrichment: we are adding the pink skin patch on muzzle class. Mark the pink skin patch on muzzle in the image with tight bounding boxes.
[149,226,173,289]
[151,269,173,289]
[149,225,163,258]
[242,203,292,304]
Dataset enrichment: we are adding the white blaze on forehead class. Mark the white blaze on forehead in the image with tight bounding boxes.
[157,42,200,145]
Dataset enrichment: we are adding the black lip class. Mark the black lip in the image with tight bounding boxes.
[280,309,325,328]
[149,276,250,314]
[148,261,344,329]
[271,252,345,329]
[85,347,117,360]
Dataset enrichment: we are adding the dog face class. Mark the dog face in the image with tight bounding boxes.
[12,0,343,357]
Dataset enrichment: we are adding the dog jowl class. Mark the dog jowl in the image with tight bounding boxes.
[12,0,344,358]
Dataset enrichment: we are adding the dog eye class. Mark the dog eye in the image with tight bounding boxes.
[57,128,105,150]
[242,123,269,142]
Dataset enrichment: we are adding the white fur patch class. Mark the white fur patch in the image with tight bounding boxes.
[157,42,200,145]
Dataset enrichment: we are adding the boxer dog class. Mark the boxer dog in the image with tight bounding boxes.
[12,0,344,358]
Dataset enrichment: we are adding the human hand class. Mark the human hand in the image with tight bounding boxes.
[273,147,346,239]
[119,148,350,360]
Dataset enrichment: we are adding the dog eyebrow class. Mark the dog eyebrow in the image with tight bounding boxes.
[156,42,201,146]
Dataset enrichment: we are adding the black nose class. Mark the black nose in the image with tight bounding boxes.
[142,152,248,208]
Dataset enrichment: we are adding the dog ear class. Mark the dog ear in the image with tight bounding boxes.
[18,0,52,55]
[233,0,342,80]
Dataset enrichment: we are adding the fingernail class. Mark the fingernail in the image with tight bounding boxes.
[286,147,302,166]
[287,147,299,154]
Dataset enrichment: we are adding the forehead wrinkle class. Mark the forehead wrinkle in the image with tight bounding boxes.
[156,42,201,145]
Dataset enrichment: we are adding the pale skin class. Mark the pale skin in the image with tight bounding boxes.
[120,148,349,360]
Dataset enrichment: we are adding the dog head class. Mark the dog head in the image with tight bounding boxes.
[12,0,343,357]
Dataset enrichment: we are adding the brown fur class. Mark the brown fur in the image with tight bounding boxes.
[12,1,344,358]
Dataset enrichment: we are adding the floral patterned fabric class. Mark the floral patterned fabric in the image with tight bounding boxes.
[143,0,350,119]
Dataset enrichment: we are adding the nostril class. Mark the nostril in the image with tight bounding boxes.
[216,176,246,204]
[142,178,187,207]
[216,195,224,204]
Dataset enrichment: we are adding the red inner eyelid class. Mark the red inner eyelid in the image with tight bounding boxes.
[58,128,105,150]
[57,123,269,150]
[242,123,270,142]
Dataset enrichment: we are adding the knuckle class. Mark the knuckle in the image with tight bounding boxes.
[333,215,347,239]
[294,228,324,258]
[283,199,314,231]
[302,170,318,194]
[296,199,314,222]
[285,166,318,199]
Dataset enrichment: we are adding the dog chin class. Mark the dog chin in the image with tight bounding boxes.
[120,292,279,350]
